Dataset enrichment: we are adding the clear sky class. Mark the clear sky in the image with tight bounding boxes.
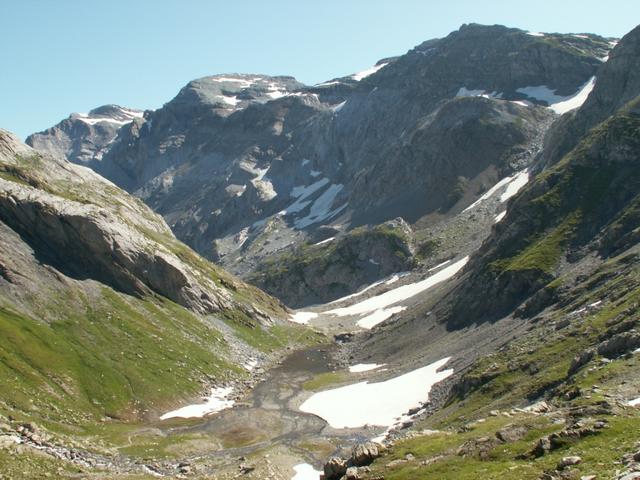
[1,0,639,139]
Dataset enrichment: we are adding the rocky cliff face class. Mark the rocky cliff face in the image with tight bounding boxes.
[1,129,284,321]
[26,25,611,292]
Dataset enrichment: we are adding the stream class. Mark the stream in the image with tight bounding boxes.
[159,345,379,477]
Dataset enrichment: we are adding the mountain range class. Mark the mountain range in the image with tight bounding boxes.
[0,22,638,480]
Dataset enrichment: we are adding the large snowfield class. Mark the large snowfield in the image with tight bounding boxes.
[299,357,454,429]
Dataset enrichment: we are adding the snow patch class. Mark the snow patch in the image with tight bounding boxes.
[628,397,640,407]
[314,236,335,246]
[290,311,318,324]
[294,184,346,229]
[428,259,452,272]
[332,101,347,113]
[547,77,596,114]
[352,63,389,81]
[527,32,545,37]
[291,463,322,480]
[464,169,530,212]
[326,257,469,318]
[281,178,330,215]
[349,363,386,373]
[494,211,507,223]
[516,77,596,114]
[499,170,530,203]
[299,358,454,428]
[327,273,406,306]
[160,387,234,420]
[357,306,407,329]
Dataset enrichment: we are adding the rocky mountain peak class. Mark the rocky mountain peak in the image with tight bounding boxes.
[167,73,305,115]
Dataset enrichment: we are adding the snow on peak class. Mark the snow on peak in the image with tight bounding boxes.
[73,107,144,127]
[351,62,389,81]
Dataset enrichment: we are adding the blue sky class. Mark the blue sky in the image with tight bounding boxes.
[1,0,639,139]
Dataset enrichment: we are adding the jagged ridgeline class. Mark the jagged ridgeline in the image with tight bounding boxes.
[0,130,320,427]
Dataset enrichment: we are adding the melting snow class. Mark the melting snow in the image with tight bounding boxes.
[75,113,135,126]
[499,170,530,202]
[527,32,545,37]
[291,463,322,480]
[327,272,408,305]
[294,184,346,229]
[160,387,234,420]
[357,306,407,329]
[349,363,386,373]
[352,63,389,81]
[314,236,335,246]
[456,88,502,99]
[332,101,347,113]
[281,178,330,215]
[299,358,453,428]
[290,311,318,324]
[464,170,530,212]
[628,397,640,407]
[428,259,452,272]
[326,257,469,318]
[315,80,342,87]
[494,211,507,223]
[516,77,596,114]
[547,77,596,114]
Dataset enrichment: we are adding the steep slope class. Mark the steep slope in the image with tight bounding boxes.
[0,129,307,433]
[26,26,611,288]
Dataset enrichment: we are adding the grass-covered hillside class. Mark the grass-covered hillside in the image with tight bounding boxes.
[0,129,318,432]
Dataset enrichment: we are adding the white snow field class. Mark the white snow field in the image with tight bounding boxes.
[628,397,640,407]
[160,387,234,420]
[291,463,322,480]
[349,363,386,373]
[299,357,454,428]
